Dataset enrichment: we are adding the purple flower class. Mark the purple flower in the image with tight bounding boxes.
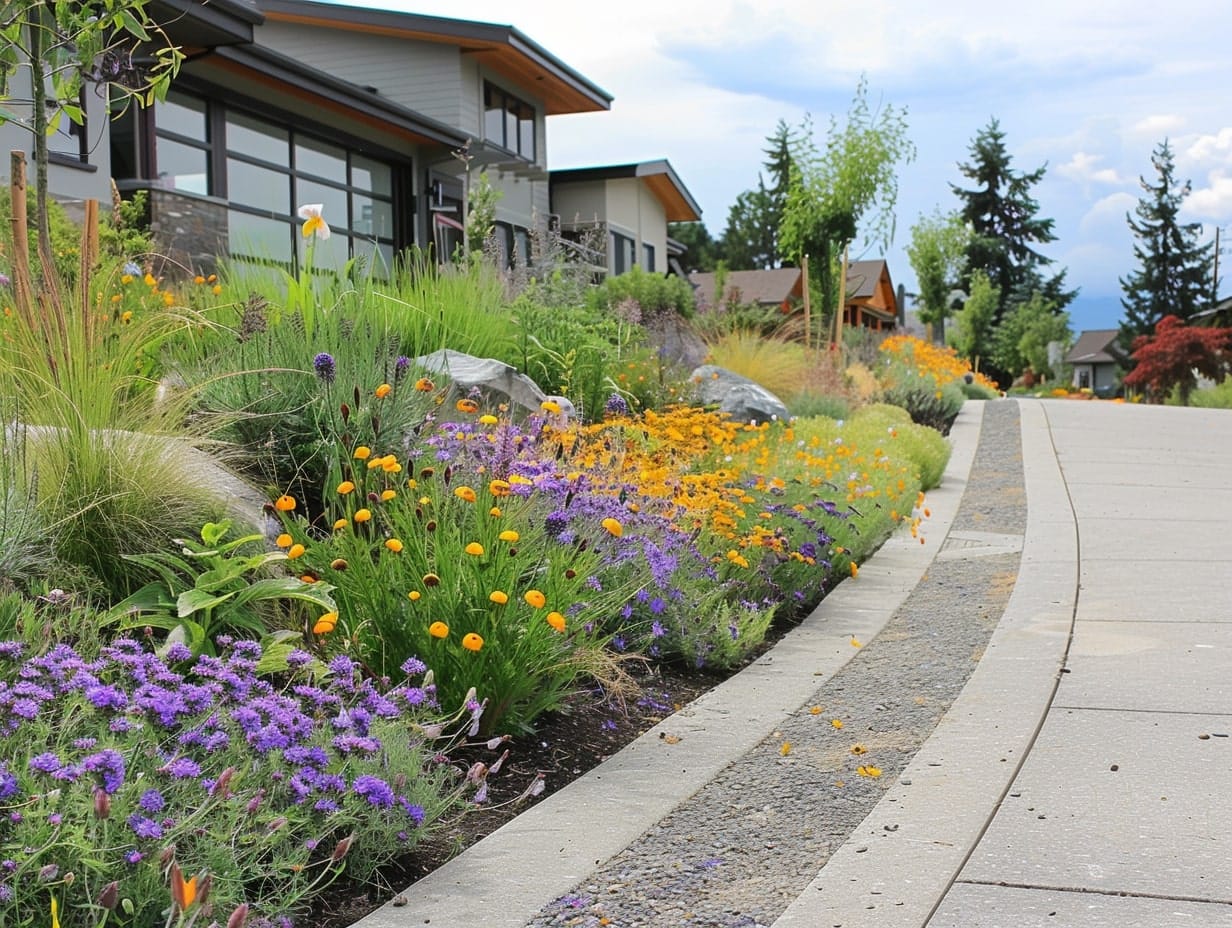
[0,765,18,800]
[127,814,163,840]
[124,849,143,865]
[400,656,427,676]
[161,757,201,779]
[313,352,336,384]
[604,393,629,417]
[0,641,23,659]
[651,620,665,638]
[403,687,427,707]
[164,642,193,662]
[139,789,165,813]
[399,798,425,824]
[353,774,395,808]
[394,355,410,383]
[82,749,126,793]
[29,752,61,775]
[285,649,314,669]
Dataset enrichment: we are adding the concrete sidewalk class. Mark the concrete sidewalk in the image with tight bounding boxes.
[775,399,1232,927]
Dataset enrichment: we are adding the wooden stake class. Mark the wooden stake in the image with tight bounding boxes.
[835,243,850,359]
[801,254,811,346]
[9,150,33,325]
[80,198,99,343]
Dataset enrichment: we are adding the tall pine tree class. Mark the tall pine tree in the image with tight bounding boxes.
[1119,140,1213,350]
[951,118,1073,323]
[719,120,799,269]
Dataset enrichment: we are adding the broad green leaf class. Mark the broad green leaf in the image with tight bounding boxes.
[177,588,236,618]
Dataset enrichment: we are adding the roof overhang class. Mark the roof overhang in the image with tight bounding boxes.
[259,0,612,115]
[204,42,468,149]
[149,0,263,48]
[551,160,702,222]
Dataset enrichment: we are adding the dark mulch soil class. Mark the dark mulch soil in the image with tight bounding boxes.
[312,662,723,927]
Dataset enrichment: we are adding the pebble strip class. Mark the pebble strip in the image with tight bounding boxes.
[524,401,1027,928]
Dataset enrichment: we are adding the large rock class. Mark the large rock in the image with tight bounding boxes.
[643,310,709,370]
[415,349,548,413]
[690,364,790,425]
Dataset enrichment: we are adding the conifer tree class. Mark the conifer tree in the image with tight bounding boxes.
[1119,140,1213,350]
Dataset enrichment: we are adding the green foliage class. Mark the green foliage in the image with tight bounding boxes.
[786,391,851,421]
[588,265,696,318]
[951,118,1073,327]
[949,268,1000,369]
[907,208,971,334]
[667,220,720,272]
[781,78,915,325]
[1119,140,1214,350]
[1185,374,1232,409]
[107,520,337,659]
[851,404,952,490]
[991,291,1071,379]
[880,363,966,433]
[466,170,503,253]
[1123,315,1232,405]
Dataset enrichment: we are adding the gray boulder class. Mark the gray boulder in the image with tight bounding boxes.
[690,364,790,425]
[415,349,547,413]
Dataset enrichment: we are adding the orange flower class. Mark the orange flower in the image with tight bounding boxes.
[337,481,355,495]
[353,446,372,460]
[465,542,485,557]
[332,518,348,530]
[523,589,546,608]
[170,863,198,911]
[313,613,338,635]
[274,495,296,512]
[353,509,372,523]
[275,533,293,548]
[850,562,859,579]
[287,543,306,559]
[380,489,397,502]
[498,530,520,543]
[462,632,484,651]
[489,506,503,517]
[429,621,449,638]
[601,517,623,538]
[546,611,566,632]
[454,486,477,503]
[456,398,479,414]
[489,590,509,605]
[385,538,404,553]
[375,383,392,399]
[414,377,434,392]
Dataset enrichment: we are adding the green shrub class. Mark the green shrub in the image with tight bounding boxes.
[787,392,851,420]
[587,265,696,318]
[1178,375,1232,409]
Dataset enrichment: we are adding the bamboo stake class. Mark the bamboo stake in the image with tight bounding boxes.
[9,150,34,327]
[835,243,850,362]
[801,254,811,347]
[80,198,99,347]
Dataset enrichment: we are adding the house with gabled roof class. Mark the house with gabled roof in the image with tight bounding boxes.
[549,160,702,277]
[843,259,898,330]
[2,0,614,276]
[1065,329,1123,396]
[688,268,804,314]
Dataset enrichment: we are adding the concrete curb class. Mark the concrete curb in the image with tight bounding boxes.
[769,399,1077,927]
[357,403,987,928]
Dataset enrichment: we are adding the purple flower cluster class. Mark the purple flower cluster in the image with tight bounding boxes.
[313,351,337,384]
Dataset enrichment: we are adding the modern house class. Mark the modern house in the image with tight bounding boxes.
[842,259,898,329]
[548,160,702,277]
[689,268,804,314]
[1065,329,1122,396]
[2,0,630,277]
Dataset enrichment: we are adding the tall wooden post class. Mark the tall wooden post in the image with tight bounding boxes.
[801,254,811,346]
[9,150,33,324]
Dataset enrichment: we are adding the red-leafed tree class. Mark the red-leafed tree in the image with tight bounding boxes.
[1122,315,1232,405]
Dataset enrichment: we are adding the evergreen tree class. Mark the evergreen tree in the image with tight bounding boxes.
[668,221,720,272]
[1119,140,1213,350]
[721,183,777,269]
[951,118,1074,322]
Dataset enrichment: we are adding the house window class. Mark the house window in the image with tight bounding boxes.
[483,82,535,161]
[149,90,399,274]
[611,231,635,275]
[643,243,655,272]
[47,89,92,167]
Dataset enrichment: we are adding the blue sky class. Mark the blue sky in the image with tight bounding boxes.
[342,0,1232,333]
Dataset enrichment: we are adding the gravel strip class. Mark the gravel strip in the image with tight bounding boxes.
[524,401,1027,928]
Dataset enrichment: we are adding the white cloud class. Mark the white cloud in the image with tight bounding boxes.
[1078,192,1137,236]
[1186,170,1232,220]
[1059,152,1125,185]
[1133,114,1185,136]
[1183,128,1232,167]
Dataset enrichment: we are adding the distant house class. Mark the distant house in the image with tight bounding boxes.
[688,267,804,313]
[549,160,702,277]
[843,259,898,330]
[1065,329,1122,395]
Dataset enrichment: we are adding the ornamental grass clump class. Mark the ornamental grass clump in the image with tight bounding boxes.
[0,634,478,926]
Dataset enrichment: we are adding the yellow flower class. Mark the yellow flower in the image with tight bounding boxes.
[121,273,134,285]
[275,533,293,548]
[143,272,157,287]
[337,481,355,495]
[408,590,421,601]
[211,284,222,295]
[353,446,371,460]
[385,538,404,553]
[465,542,485,556]
[274,494,297,512]
[850,562,859,579]
[162,291,174,306]
[287,543,306,559]
[489,590,508,605]
[540,400,562,415]
[601,517,623,538]
[332,518,348,530]
[415,377,434,392]
[851,744,868,755]
[857,765,882,778]
[375,383,392,399]
[779,741,792,756]
[354,508,372,523]
[498,530,520,543]
[850,636,862,648]
[382,460,402,475]
[194,275,206,285]
[120,309,133,323]
[454,486,477,503]
[381,489,397,501]
[313,613,338,635]
[489,506,503,517]
[523,589,546,608]
[546,611,566,632]
[462,632,484,651]
[831,719,844,729]
[297,203,331,240]
[429,620,449,638]
[488,479,511,497]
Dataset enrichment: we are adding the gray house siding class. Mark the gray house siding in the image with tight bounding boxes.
[255,21,464,127]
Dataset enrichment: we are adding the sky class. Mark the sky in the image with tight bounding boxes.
[337,0,1232,333]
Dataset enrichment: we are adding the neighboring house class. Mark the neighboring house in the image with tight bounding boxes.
[843,259,898,330]
[1,0,612,275]
[550,160,702,277]
[689,268,803,313]
[1065,329,1122,395]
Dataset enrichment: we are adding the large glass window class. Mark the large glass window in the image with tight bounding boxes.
[482,81,535,161]
[152,91,400,275]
